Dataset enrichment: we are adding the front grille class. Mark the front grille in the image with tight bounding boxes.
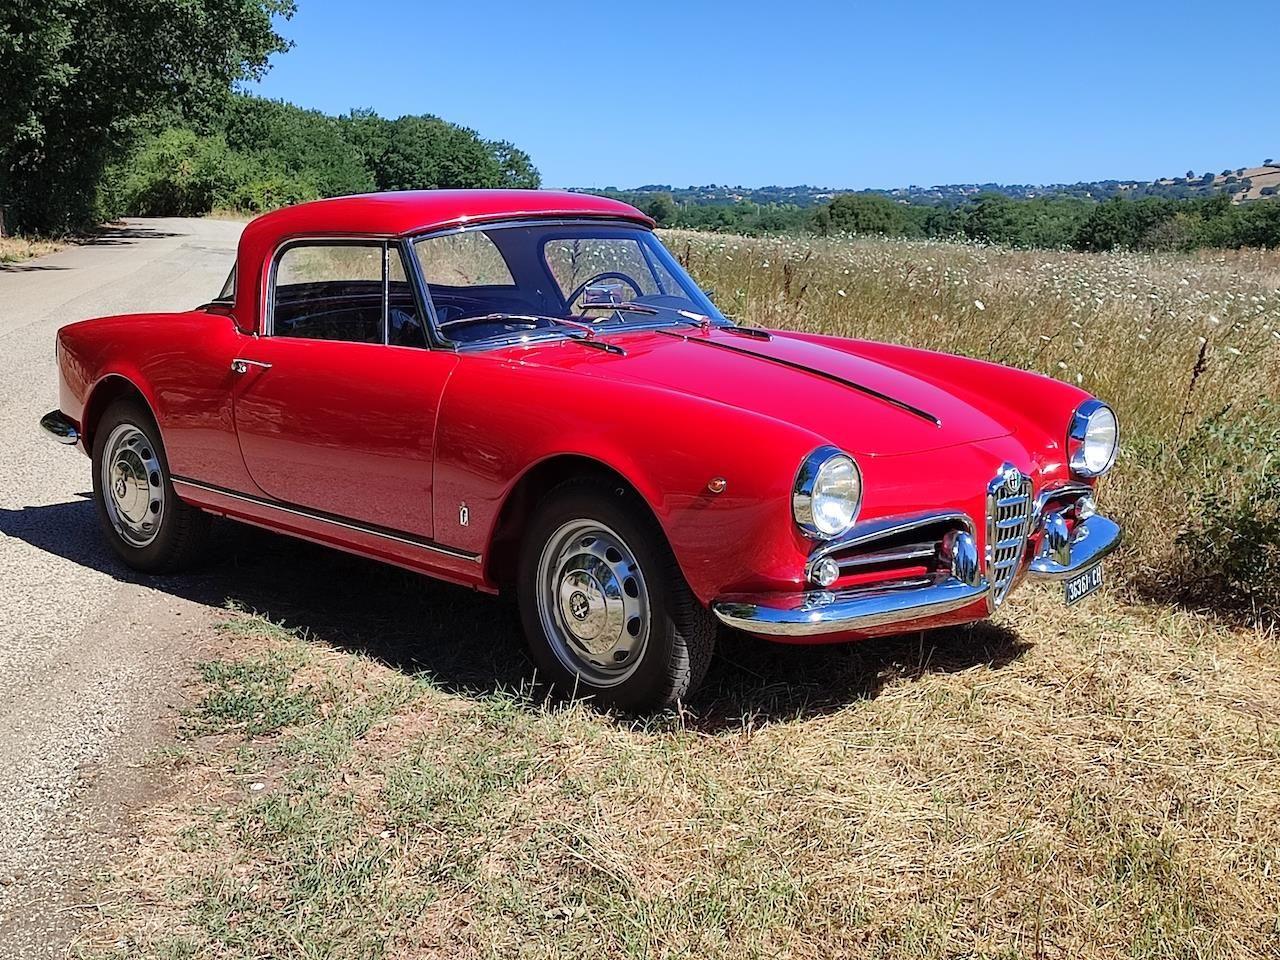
[986,465,1033,607]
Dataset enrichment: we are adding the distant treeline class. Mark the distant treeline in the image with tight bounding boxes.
[599,190,1280,252]
[593,172,1275,208]
[102,95,540,220]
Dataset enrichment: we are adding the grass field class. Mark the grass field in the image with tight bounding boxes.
[87,233,1279,959]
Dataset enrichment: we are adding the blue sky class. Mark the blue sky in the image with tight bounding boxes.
[252,1,1276,190]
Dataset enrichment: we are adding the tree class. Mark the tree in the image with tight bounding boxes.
[367,115,505,191]
[820,193,910,236]
[220,96,374,199]
[486,140,540,189]
[0,0,295,233]
[962,193,1028,245]
[643,193,679,225]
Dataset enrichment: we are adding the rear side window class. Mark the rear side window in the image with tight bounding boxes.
[272,243,386,343]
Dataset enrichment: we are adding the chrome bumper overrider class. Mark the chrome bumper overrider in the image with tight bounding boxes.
[712,574,991,637]
[1027,514,1121,579]
[39,409,79,445]
[711,512,1122,638]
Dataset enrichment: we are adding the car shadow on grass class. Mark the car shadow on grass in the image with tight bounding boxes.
[1,499,1031,728]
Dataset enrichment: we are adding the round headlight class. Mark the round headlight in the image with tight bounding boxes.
[793,447,863,539]
[1068,400,1119,477]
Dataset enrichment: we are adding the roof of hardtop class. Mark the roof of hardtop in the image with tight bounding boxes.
[243,189,654,242]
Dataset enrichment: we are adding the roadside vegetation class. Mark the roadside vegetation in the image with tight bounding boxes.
[0,235,63,264]
[85,234,1279,958]
[0,3,537,237]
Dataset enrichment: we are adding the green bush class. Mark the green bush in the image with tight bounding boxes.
[108,129,247,217]
[1177,402,1280,619]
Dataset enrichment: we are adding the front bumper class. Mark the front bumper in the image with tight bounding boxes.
[39,409,80,445]
[711,511,1121,639]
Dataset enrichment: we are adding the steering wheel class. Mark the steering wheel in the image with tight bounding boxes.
[565,271,645,311]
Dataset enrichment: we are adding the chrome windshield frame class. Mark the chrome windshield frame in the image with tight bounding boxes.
[403,217,728,352]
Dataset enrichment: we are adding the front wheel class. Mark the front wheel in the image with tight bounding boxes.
[91,399,210,573]
[517,480,716,712]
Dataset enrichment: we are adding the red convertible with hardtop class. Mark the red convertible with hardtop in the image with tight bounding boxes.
[42,190,1121,710]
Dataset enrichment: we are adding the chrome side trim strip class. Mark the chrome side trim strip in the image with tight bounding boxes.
[712,574,990,637]
[39,409,80,445]
[657,330,942,427]
[170,477,481,563]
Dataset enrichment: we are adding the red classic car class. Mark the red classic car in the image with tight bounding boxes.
[42,190,1120,710]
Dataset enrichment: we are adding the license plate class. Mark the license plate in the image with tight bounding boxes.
[1064,564,1103,605]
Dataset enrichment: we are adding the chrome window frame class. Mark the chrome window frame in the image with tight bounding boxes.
[404,217,728,352]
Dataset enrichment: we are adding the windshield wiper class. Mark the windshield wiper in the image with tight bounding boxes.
[579,301,717,330]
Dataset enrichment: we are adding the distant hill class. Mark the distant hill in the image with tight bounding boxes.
[576,162,1280,208]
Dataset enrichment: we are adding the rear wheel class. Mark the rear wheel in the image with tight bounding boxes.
[91,399,210,573]
[517,479,715,712]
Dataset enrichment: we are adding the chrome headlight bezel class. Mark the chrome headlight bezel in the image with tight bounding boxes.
[1067,399,1119,477]
[792,446,863,539]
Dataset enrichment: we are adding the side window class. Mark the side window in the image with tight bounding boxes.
[387,248,428,349]
[272,243,386,343]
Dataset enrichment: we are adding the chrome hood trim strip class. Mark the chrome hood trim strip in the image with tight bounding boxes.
[655,330,942,426]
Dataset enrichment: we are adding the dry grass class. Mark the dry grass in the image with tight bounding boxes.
[79,233,1280,958]
[0,234,64,264]
[87,594,1279,959]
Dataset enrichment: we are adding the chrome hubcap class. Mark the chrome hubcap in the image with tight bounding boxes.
[536,519,650,687]
[101,423,164,547]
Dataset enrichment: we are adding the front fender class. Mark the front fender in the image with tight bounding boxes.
[433,358,827,603]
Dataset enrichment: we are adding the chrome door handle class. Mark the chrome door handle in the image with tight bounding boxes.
[231,358,272,375]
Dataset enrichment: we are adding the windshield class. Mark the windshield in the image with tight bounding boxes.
[411,222,723,346]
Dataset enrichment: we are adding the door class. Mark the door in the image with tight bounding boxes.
[231,239,457,540]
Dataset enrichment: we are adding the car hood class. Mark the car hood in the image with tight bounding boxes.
[485,327,1012,457]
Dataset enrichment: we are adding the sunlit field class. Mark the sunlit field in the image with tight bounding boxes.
[92,234,1280,960]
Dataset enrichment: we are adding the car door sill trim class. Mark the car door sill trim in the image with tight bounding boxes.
[171,476,480,563]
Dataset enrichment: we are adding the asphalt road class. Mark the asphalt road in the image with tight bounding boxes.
[0,219,244,956]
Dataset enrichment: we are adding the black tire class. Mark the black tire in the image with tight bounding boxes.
[91,398,210,573]
[517,478,716,712]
